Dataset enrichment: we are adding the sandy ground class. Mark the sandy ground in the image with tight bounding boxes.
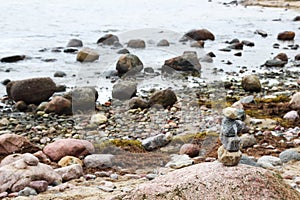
[242,0,300,8]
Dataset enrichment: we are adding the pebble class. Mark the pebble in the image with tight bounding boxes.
[110,173,119,180]
[18,187,38,196]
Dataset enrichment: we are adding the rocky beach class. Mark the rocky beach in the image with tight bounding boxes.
[0,0,300,199]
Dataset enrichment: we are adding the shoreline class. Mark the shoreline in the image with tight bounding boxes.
[241,0,300,9]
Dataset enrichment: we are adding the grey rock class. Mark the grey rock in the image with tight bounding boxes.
[84,154,114,169]
[157,39,170,47]
[97,34,119,45]
[66,39,83,47]
[117,48,130,54]
[142,134,171,151]
[165,154,194,169]
[54,71,66,77]
[279,149,300,163]
[264,59,286,67]
[112,81,137,100]
[55,164,83,182]
[239,95,255,104]
[240,134,256,148]
[257,156,282,169]
[18,187,37,196]
[220,136,241,152]
[127,39,146,48]
[239,155,258,167]
[255,29,268,37]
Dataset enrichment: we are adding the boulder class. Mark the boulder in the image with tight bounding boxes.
[179,143,200,158]
[116,54,143,76]
[54,71,67,77]
[255,29,268,37]
[228,42,243,50]
[277,31,295,40]
[65,87,98,113]
[162,51,201,76]
[0,134,39,156]
[58,156,83,167]
[295,54,300,61]
[142,133,172,151]
[257,156,282,169]
[44,96,72,115]
[283,110,299,120]
[66,39,83,47]
[83,154,114,169]
[149,89,177,108]
[1,55,26,63]
[127,39,146,48]
[112,81,137,100]
[122,162,300,200]
[289,92,300,110]
[274,53,288,62]
[0,153,61,193]
[29,180,48,193]
[218,145,242,166]
[97,34,119,45]
[157,39,170,47]
[240,134,256,148]
[128,97,149,109]
[279,149,300,163]
[43,139,95,161]
[6,77,56,104]
[241,74,261,92]
[183,29,215,41]
[76,47,99,62]
[264,59,286,67]
[55,164,83,182]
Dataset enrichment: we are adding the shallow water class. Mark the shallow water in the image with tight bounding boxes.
[0,0,299,102]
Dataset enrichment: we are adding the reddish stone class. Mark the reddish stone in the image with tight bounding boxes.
[44,96,72,115]
[179,144,200,158]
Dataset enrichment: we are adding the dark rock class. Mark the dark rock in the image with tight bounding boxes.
[227,38,240,44]
[219,47,231,52]
[43,139,95,161]
[207,52,216,57]
[234,52,242,57]
[293,16,300,21]
[162,51,201,76]
[295,54,300,61]
[128,97,149,109]
[190,41,204,48]
[255,29,268,37]
[228,42,243,50]
[274,53,288,62]
[112,81,137,100]
[63,48,78,53]
[144,67,155,73]
[239,155,259,167]
[6,77,56,104]
[149,89,177,108]
[97,34,119,45]
[179,144,200,158]
[242,40,255,47]
[54,71,67,77]
[55,85,67,92]
[116,54,143,76]
[66,39,83,47]
[241,74,261,92]
[127,39,146,48]
[182,29,215,41]
[264,59,286,67]
[1,79,10,85]
[277,31,295,40]
[157,39,170,47]
[117,48,130,54]
[15,101,27,112]
[1,55,26,63]
[44,96,72,115]
[76,47,99,62]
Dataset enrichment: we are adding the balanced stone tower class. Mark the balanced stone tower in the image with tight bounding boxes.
[218,107,245,166]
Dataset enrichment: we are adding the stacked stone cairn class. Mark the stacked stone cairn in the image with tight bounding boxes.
[218,107,245,166]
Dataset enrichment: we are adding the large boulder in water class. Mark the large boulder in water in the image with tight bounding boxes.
[162,51,201,76]
[149,89,177,108]
[6,77,56,104]
[127,39,146,48]
[182,29,215,41]
[116,54,143,76]
[76,47,99,62]
[66,39,83,47]
[277,31,295,41]
[97,34,119,45]
[122,162,300,200]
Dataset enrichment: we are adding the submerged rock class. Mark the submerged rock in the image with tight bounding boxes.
[157,39,170,47]
[277,31,295,40]
[182,29,215,41]
[6,77,56,104]
[66,39,83,47]
[127,39,146,48]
